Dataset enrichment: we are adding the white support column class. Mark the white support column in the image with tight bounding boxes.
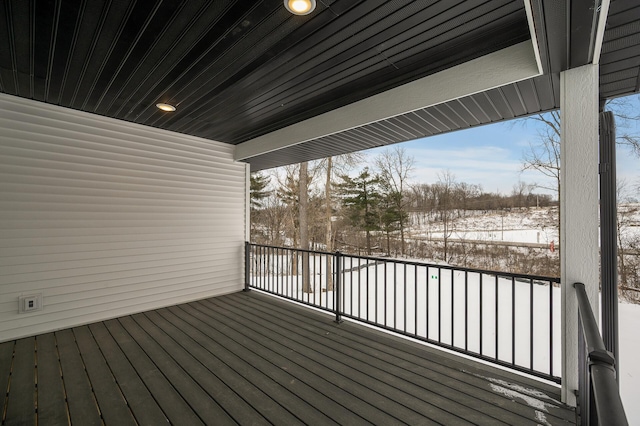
[560,64,599,406]
[245,163,251,242]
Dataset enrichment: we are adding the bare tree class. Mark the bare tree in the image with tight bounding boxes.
[511,181,534,209]
[616,180,640,293]
[434,170,457,263]
[375,146,415,255]
[325,157,333,290]
[299,161,311,293]
[606,97,640,158]
[520,111,562,249]
[319,153,362,290]
[521,111,561,198]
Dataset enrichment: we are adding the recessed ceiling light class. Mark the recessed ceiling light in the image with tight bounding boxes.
[156,103,176,112]
[284,0,316,15]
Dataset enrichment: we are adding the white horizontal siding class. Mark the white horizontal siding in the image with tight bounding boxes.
[0,94,247,341]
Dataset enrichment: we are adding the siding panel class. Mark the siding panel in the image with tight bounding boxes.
[0,94,246,341]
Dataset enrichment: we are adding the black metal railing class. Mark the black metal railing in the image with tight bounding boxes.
[246,243,561,383]
[575,282,628,426]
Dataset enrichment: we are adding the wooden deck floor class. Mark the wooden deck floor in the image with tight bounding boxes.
[1,291,576,425]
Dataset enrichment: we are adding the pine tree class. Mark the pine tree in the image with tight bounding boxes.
[337,168,380,255]
[250,172,271,209]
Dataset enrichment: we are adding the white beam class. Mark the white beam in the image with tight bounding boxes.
[592,0,611,65]
[245,162,251,243]
[560,64,599,406]
[235,40,541,161]
[524,0,544,74]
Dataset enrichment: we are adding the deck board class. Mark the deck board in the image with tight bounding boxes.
[234,291,576,424]
[5,338,35,426]
[72,326,136,426]
[55,329,102,426]
[175,303,343,425]
[2,291,576,425]
[192,300,415,425]
[0,341,15,421]
[88,322,169,426]
[212,295,531,425]
[35,333,68,425]
[141,309,301,425]
[154,307,312,425]
[103,318,205,426]
[130,312,269,426]
[197,298,465,425]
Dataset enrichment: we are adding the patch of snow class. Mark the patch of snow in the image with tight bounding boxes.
[488,383,557,412]
[619,302,640,425]
[471,373,562,406]
[535,410,553,426]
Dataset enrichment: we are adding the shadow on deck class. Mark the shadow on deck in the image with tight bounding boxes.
[1,291,575,425]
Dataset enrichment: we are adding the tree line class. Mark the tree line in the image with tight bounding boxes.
[250,147,554,261]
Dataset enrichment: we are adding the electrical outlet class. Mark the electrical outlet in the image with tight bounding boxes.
[18,294,42,313]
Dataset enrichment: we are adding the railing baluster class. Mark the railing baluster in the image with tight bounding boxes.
[375,261,378,324]
[244,242,250,292]
[451,270,454,347]
[296,249,300,300]
[335,251,342,323]
[288,248,291,298]
[530,278,534,371]
[550,279,554,377]
[438,267,441,344]
[357,258,361,319]
[480,273,483,356]
[260,245,264,290]
[265,246,269,292]
[365,259,369,321]
[384,261,388,328]
[414,264,418,337]
[426,266,430,340]
[512,276,516,366]
[394,262,397,329]
[319,251,323,309]
[404,263,407,334]
[465,270,468,352]
[495,274,499,361]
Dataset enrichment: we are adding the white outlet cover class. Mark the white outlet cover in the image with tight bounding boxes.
[18,294,42,313]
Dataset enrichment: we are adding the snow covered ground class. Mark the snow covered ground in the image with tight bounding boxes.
[410,205,640,244]
[619,302,640,424]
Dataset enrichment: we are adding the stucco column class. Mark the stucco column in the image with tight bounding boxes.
[245,163,251,242]
[560,64,599,406]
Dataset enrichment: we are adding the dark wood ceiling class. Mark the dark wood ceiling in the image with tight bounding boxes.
[0,0,529,146]
[1,0,639,171]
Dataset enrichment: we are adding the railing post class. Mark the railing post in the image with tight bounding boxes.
[244,241,251,292]
[574,282,628,426]
[335,251,343,324]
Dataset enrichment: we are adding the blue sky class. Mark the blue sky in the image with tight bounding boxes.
[360,94,640,198]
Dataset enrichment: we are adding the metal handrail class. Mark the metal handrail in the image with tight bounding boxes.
[574,282,628,426]
[246,242,561,382]
[250,242,561,283]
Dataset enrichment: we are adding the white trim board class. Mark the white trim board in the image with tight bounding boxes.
[234,40,541,161]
